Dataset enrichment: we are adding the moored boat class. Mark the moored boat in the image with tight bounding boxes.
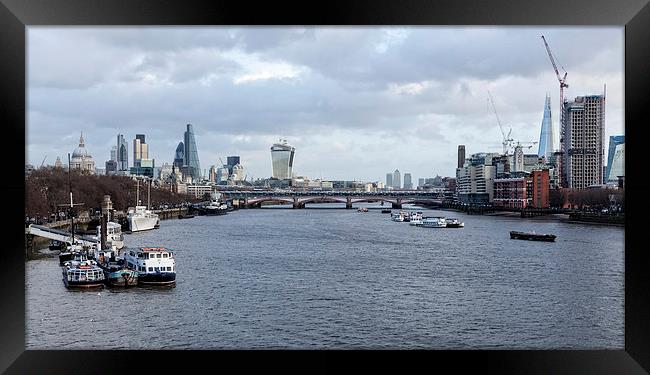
[93,246,138,287]
[124,247,176,286]
[62,252,105,289]
[510,231,556,242]
[201,194,228,216]
[381,209,392,214]
[127,206,160,232]
[357,207,368,212]
[178,214,195,219]
[49,240,67,251]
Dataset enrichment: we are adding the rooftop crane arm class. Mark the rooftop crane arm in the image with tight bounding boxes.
[541,35,568,89]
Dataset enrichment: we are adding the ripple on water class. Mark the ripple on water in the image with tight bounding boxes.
[26,207,624,349]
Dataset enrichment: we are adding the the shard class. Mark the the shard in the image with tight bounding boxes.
[537,94,554,161]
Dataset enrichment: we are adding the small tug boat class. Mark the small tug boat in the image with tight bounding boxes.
[510,231,556,242]
[94,247,138,288]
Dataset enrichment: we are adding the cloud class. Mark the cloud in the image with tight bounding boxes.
[27,27,623,181]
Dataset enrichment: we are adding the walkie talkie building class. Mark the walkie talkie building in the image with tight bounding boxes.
[270,139,295,179]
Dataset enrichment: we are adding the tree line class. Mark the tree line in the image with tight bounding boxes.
[25,167,202,219]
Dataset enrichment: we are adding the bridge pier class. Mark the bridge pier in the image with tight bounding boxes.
[346,197,352,209]
[392,198,402,209]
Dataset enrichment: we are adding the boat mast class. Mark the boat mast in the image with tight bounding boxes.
[147,177,151,210]
[136,178,139,206]
[68,153,74,244]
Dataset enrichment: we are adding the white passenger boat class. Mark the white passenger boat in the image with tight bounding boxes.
[127,206,160,232]
[409,211,423,221]
[124,247,176,286]
[421,217,447,228]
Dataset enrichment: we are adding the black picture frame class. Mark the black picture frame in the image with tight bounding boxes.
[2,0,648,373]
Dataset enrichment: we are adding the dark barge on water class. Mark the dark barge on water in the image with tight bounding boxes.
[510,231,556,242]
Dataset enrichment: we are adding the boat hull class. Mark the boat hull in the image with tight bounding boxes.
[128,216,159,232]
[446,223,464,228]
[202,208,227,216]
[62,277,104,289]
[105,269,139,287]
[138,272,176,285]
[510,231,556,242]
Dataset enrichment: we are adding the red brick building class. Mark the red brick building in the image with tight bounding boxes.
[493,169,550,209]
[531,169,550,208]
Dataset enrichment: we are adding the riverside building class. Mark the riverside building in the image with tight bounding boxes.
[561,94,605,189]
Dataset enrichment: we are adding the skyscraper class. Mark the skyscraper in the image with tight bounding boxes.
[561,94,605,189]
[386,173,393,188]
[117,134,128,171]
[183,124,201,182]
[393,169,401,189]
[403,173,412,190]
[227,156,240,175]
[458,145,466,169]
[270,139,295,179]
[605,135,624,182]
[537,94,554,160]
[133,134,147,168]
[172,142,184,170]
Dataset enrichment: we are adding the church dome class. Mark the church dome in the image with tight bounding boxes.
[71,133,93,159]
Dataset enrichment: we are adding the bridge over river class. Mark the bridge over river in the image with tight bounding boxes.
[220,190,453,209]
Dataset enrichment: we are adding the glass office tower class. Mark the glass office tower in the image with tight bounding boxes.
[271,139,295,179]
[183,124,201,182]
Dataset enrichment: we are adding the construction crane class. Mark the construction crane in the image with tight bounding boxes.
[487,90,514,155]
[40,155,47,168]
[513,141,539,150]
[541,35,568,143]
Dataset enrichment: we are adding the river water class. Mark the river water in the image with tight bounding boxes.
[26,204,624,349]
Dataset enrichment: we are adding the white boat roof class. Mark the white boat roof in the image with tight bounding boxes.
[139,247,170,252]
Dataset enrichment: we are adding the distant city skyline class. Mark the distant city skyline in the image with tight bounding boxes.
[27,27,623,181]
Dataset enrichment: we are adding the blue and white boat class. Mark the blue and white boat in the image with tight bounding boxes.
[124,247,176,286]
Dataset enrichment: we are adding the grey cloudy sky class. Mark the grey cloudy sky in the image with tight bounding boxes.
[27,27,623,182]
